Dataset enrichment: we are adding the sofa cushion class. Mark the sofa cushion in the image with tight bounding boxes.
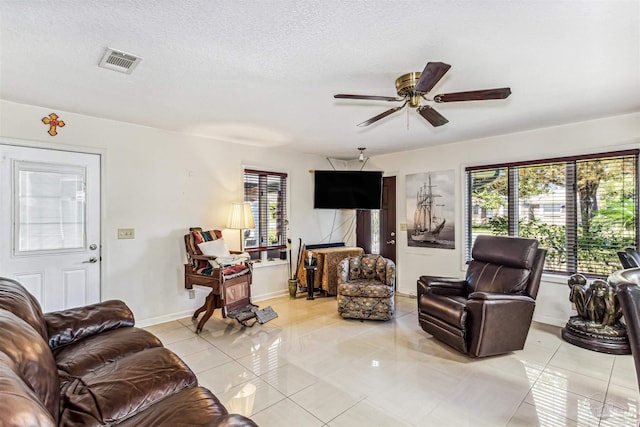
[114,386,235,427]
[60,347,197,426]
[0,355,57,427]
[0,309,59,423]
[337,295,394,320]
[349,255,383,280]
[338,280,394,298]
[45,299,135,349]
[53,327,163,377]
[0,277,48,340]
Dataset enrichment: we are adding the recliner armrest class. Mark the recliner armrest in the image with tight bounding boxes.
[466,292,536,357]
[191,254,217,261]
[468,292,535,303]
[418,276,468,297]
[44,300,135,350]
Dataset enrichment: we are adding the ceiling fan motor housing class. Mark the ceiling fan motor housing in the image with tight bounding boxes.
[396,72,422,107]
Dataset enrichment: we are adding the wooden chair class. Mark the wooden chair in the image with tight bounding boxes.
[184,228,253,333]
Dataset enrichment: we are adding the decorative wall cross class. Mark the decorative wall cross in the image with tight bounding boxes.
[41,113,65,136]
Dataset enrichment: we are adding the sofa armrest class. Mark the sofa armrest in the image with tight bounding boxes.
[466,293,536,357]
[44,300,135,350]
[338,258,350,284]
[468,292,535,303]
[418,276,468,298]
[212,414,260,427]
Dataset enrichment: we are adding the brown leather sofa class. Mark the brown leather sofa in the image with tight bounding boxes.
[608,267,640,391]
[417,235,546,357]
[0,277,258,427]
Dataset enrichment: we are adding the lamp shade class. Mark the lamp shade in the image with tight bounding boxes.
[228,202,255,229]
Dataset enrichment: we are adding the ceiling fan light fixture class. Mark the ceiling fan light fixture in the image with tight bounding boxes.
[358,147,366,162]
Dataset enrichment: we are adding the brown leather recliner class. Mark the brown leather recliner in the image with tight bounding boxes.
[417,235,546,358]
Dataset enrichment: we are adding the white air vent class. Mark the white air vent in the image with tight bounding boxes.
[98,47,142,74]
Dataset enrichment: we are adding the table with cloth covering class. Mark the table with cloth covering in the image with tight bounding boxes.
[297,247,364,295]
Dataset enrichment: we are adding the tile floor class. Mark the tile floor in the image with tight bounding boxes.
[144,295,640,426]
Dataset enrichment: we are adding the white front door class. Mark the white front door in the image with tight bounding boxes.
[0,143,101,311]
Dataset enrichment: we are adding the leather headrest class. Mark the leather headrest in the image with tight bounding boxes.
[471,235,539,269]
[0,277,48,340]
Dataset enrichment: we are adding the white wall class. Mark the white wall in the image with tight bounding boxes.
[0,100,351,325]
[368,112,640,326]
[2,99,638,327]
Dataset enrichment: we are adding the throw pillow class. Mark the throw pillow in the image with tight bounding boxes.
[198,238,230,258]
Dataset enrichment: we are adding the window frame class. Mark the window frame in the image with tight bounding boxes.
[465,149,639,277]
[242,168,288,259]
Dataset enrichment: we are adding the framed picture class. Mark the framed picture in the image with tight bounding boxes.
[406,170,455,249]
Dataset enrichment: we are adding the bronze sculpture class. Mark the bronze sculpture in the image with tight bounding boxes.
[563,273,629,354]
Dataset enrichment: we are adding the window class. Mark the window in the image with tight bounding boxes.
[466,150,638,276]
[243,169,287,260]
[14,161,86,254]
[371,210,380,254]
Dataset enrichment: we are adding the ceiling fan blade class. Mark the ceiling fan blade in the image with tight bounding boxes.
[334,94,401,102]
[417,105,449,127]
[434,87,511,103]
[357,103,407,127]
[414,62,451,94]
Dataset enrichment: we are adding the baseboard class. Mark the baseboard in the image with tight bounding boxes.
[533,313,566,328]
[136,309,195,328]
[396,290,416,298]
[252,289,289,303]
[137,288,290,327]
[139,288,412,327]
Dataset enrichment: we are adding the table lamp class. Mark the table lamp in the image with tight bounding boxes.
[227,202,255,251]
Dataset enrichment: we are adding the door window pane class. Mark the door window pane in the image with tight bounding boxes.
[371,210,380,254]
[14,161,86,253]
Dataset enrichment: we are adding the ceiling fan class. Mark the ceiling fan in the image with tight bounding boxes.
[334,61,511,127]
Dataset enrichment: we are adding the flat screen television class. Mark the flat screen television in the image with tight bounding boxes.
[314,170,383,210]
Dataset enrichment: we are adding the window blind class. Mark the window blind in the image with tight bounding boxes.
[466,149,639,276]
[243,169,288,253]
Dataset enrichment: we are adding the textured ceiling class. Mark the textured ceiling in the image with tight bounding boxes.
[1,0,639,159]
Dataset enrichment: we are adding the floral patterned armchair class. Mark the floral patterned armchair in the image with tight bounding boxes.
[337,254,396,321]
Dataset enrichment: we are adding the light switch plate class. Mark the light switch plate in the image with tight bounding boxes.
[118,228,135,239]
[399,223,407,231]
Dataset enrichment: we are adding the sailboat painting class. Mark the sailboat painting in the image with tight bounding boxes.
[406,170,455,249]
